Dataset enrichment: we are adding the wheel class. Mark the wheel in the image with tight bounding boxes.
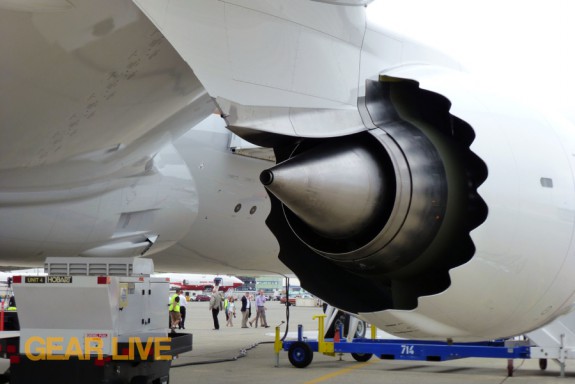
[288,342,313,368]
[131,376,148,384]
[351,352,373,362]
[539,358,548,370]
[354,320,367,338]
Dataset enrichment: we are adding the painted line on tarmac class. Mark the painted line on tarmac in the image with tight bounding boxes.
[304,361,375,384]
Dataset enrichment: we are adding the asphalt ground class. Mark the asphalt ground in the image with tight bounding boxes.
[169,301,574,384]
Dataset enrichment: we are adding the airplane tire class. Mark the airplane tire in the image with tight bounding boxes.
[324,310,367,339]
[354,319,367,338]
[539,358,547,370]
[288,342,314,368]
[351,352,373,362]
[131,376,148,384]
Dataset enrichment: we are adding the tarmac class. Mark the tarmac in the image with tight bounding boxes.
[169,301,575,384]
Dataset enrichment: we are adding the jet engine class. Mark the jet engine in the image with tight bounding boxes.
[253,67,575,341]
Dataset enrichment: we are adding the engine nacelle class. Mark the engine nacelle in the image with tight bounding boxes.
[261,66,575,340]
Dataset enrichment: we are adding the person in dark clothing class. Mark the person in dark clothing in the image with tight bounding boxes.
[240,292,250,328]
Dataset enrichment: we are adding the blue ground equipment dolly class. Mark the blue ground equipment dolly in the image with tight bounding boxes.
[275,315,531,376]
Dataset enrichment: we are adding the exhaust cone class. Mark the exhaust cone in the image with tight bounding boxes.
[260,141,389,239]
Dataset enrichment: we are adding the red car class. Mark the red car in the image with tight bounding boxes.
[279,295,296,305]
[280,294,314,306]
[194,294,211,302]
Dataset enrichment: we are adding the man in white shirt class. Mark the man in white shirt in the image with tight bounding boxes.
[249,290,269,328]
[178,290,187,329]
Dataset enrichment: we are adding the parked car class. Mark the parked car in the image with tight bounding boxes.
[280,294,314,306]
[194,293,211,302]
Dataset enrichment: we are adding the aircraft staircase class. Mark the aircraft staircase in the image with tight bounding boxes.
[526,309,575,376]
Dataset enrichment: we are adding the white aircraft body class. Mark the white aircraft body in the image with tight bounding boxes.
[153,272,244,292]
[2,0,575,343]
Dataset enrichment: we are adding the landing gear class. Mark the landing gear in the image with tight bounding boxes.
[323,305,367,339]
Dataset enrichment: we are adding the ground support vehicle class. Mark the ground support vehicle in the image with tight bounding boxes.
[2,257,192,384]
[276,315,531,377]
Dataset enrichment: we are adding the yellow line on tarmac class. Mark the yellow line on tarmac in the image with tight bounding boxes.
[304,361,375,384]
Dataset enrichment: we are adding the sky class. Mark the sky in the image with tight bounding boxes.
[370,0,575,116]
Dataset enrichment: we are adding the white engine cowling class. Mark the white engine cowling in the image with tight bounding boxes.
[258,65,575,341]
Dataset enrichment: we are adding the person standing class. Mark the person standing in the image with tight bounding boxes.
[169,296,181,331]
[209,290,222,330]
[178,291,187,330]
[240,292,250,328]
[223,295,230,322]
[250,290,269,328]
[168,289,181,329]
[226,297,236,327]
